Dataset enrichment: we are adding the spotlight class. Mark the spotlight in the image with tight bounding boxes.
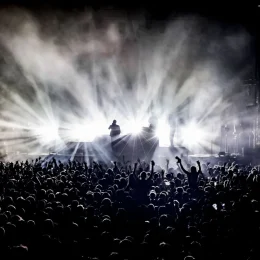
[70,127,87,141]
[155,120,171,147]
[131,125,143,135]
[84,127,97,142]
[125,120,143,135]
[69,125,97,142]
[181,123,205,146]
[34,125,59,143]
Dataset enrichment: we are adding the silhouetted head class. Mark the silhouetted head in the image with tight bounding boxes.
[113,120,117,124]
[140,171,147,180]
[191,166,197,174]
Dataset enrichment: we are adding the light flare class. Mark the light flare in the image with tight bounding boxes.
[181,122,207,146]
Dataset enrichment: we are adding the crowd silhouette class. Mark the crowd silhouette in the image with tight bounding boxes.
[0,155,259,260]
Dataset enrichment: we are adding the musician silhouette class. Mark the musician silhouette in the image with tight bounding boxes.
[108,120,121,142]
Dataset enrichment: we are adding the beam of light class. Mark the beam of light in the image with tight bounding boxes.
[66,121,109,142]
[128,122,143,135]
[131,125,143,135]
[155,120,171,147]
[181,122,207,147]
[0,10,251,156]
[33,125,59,143]
[68,125,97,142]
[124,118,146,135]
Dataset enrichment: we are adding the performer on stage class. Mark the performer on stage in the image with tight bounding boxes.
[108,120,121,141]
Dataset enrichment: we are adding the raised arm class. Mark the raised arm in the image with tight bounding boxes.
[197,160,202,174]
[176,156,189,175]
[133,162,138,181]
[113,161,120,175]
[166,159,169,172]
[148,160,155,180]
[161,170,165,180]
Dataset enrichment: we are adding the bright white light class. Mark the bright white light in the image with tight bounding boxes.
[34,125,59,143]
[125,120,143,135]
[155,120,171,147]
[93,121,110,136]
[66,120,109,142]
[131,125,143,135]
[181,123,205,146]
[70,127,87,141]
[69,125,97,142]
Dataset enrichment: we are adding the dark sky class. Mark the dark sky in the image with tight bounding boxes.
[0,1,258,25]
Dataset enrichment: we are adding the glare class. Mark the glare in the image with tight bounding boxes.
[156,120,171,147]
[181,123,205,146]
[34,125,59,143]
[125,120,144,135]
[0,11,247,155]
[69,125,97,142]
[131,125,143,135]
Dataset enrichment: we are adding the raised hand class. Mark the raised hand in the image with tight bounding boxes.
[151,160,155,167]
[175,156,181,163]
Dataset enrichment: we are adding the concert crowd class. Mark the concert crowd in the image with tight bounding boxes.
[0,156,259,260]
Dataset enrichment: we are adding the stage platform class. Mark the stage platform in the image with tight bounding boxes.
[1,135,259,165]
[1,151,258,166]
[1,146,188,164]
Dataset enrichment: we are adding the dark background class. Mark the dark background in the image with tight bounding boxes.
[0,2,259,91]
[0,1,258,25]
[0,1,259,81]
[1,1,259,77]
[0,2,258,44]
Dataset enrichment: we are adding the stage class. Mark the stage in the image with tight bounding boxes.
[1,146,189,164]
[1,149,258,166]
[1,133,259,165]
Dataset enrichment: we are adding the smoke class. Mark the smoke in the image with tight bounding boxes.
[0,7,252,153]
